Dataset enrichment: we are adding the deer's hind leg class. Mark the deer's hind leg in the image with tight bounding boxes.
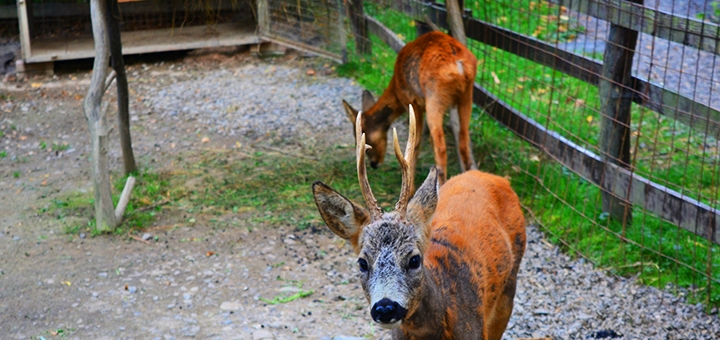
[425,97,451,184]
[455,84,477,172]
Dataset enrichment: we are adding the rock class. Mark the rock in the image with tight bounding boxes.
[141,233,152,241]
[12,236,20,241]
[252,329,274,340]
[220,301,242,311]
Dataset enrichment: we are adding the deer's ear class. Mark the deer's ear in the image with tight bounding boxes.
[313,181,370,253]
[361,90,376,112]
[342,100,359,126]
[407,167,439,245]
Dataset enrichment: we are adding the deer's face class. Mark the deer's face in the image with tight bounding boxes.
[356,217,426,329]
[364,128,387,169]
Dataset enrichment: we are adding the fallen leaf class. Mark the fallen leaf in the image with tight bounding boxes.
[41,179,48,186]
[491,71,501,85]
[62,281,71,286]
[31,82,42,88]
[529,155,540,162]
[306,69,316,76]
[586,115,593,123]
[201,137,210,143]
[235,141,242,148]
[19,135,28,141]
[124,284,129,290]
[206,251,215,257]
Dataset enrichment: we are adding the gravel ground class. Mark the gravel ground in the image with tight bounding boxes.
[141,64,361,140]
[0,50,718,339]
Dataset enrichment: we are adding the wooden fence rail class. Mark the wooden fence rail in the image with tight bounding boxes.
[363,3,720,245]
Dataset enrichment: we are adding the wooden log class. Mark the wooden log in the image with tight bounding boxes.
[106,0,137,175]
[598,0,643,226]
[115,176,136,220]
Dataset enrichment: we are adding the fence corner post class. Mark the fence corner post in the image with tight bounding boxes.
[257,0,270,37]
[599,0,643,227]
[347,0,371,54]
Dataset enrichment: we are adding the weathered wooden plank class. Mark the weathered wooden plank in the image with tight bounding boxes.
[551,0,720,55]
[411,2,720,139]
[366,10,720,244]
[366,15,405,53]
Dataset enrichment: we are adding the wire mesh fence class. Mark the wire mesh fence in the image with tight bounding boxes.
[338,0,720,306]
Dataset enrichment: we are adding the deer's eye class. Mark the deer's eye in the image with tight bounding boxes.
[408,255,422,270]
[358,258,369,272]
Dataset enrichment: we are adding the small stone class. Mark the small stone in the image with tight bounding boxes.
[12,236,20,241]
[252,329,274,340]
[91,292,99,298]
[127,286,137,293]
[220,301,241,311]
[141,233,152,241]
[79,233,86,239]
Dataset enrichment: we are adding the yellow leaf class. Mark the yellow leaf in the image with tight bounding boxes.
[235,141,242,148]
[31,83,42,88]
[410,20,416,27]
[62,281,72,286]
[491,71,501,85]
[586,115,593,123]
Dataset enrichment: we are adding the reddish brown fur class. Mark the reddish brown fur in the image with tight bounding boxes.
[402,170,526,340]
[343,31,478,184]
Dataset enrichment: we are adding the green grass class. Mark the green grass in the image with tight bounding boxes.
[349,1,720,306]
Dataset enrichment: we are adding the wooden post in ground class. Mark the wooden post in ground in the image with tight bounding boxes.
[257,0,270,37]
[84,0,135,232]
[106,0,137,175]
[347,0,371,54]
[445,0,466,45]
[598,0,642,226]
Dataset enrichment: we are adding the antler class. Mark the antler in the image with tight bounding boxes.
[356,112,383,221]
[393,104,419,218]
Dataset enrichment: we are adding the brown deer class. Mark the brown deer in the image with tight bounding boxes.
[313,106,526,339]
[342,31,478,185]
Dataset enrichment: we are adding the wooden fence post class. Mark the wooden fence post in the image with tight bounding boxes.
[598,0,642,226]
[445,0,466,45]
[257,0,270,37]
[347,0,371,54]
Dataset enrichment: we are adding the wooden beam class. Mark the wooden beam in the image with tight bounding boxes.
[550,0,720,56]
[365,10,720,245]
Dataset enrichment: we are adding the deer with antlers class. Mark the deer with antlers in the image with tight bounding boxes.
[313,105,526,339]
[342,31,478,185]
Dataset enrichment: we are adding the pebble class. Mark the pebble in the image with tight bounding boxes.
[220,301,242,311]
[252,329,274,340]
[141,233,152,241]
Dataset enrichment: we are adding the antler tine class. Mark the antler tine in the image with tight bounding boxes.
[394,104,419,217]
[356,112,383,221]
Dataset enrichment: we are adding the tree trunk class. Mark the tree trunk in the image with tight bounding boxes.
[84,0,117,231]
[105,0,137,175]
[445,0,466,45]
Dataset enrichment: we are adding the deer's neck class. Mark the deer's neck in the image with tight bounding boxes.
[396,267,447,339]
[365,92,405,131]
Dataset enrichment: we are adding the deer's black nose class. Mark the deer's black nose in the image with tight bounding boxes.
[370,161,379,169]
[371,298,407,324]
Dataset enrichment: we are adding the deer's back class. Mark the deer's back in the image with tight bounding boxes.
[390,31,477,108]
[425,170,526,339]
